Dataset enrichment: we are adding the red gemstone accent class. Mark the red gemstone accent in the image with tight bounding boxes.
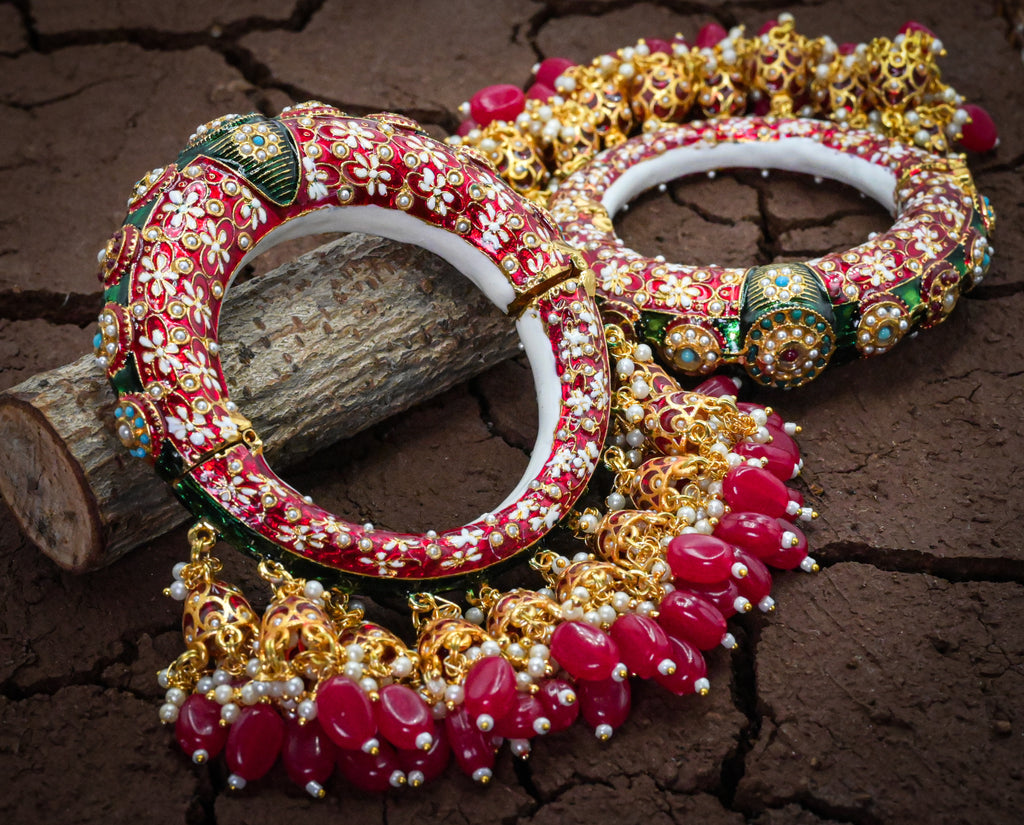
[653,636,709,695]
[644,37,673,54]
[376,683,433,751]
[493,692,550,739]
[577,676,631,732]
[780,346,800,362]
[758,19,778,35]
[734,548,773,604]
[175,693,228,762]
[536,57,576,88]
[463,656,518,727]
[337,739,404,792]
[723,465,790,518]
[537,679,580,732]
[283,717,338,790]
[397,720,450,786]
[693,375,738,397]
[759,519,809,570]
[316,675,378,750]
[470,84,526,127]
[734,442,798,481]
[959,104,998,153]
[550,621,621,681]
[527,82,557,101]
[445,706,496,780]
[456,117,478,137]
[676,578,746,617]
[714,511,785,560]
[838,42,858,55]
[225,704,285,782]
[695,22,728,49]
[609,613,673,678]
[657,590,728,650]
[667,533,738,584]
[899,20,937,38]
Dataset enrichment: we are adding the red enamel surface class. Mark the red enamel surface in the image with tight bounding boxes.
[337,740,404,792]
[375,683,433,751]
[657,590,728,650]
[653,636,709,695]
[463,656,518,725]
[225,705,285,782]
[282,717,338,789]
[550,621,621,681]
[577,676,631,731]
[537,679,580,732]
[723,465,790,518]
[609,613,673,678]
[316,675,378,750]
[175,693,228,761]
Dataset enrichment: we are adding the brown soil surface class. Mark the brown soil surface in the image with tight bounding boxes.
[1,1,1022,824]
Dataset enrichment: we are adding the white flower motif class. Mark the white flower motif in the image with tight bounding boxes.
[403,135,450,169]
[359,550,405,576]
[302,156,329,201]
[137,250,179,299]
[182,348,223,393]
[417,166,454,215]
[560,326,590,359]
[199,220,230,273]
[657,272,700,309]
[331,122,377,152]
[138,326,182,375]
[479,201,510,252]
[239,187,267,229]
[177,278,213,330]
[351,151,393,197]
[600,266,632,296]
[161,188,204,230]
[276,523,327,552]
[165,405,215,447]
[565,388,594,416]
[450,528,483,549]
[441,547,483,570]
[529,504,562,532]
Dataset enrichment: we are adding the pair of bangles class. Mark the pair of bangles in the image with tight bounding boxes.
[93,14,995,796]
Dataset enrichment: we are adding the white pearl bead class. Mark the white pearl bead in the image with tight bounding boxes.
[172,562,187,580]
[346,644,365,662]
[359,677,379,693]
[165,687,186,706]
[303,580,324,599]
[606,492,626,510]
[168,581,189,601]
[214,684,234,705]
[239,683,259,705]
[220,703,240,723]
[598,604,618,625]
[343,661,363,680]
[527,657,547,678]
[391,656,413,678]
[464,607,485,625]
[481,640,502,657]
[445,684,464,704]
[634,344,653,361]
[612,591,631,612]
[158,702,179,723]
[287,676,305,696]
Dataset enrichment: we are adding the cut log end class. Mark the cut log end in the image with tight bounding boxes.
[0,396,104,570]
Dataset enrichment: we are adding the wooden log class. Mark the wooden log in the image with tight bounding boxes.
[0,234,520,572]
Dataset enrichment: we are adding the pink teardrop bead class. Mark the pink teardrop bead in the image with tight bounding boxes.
[316,675,378,751]
[644,37,673,54]
[900,20,938,38]
[667,533,737,584]
[536,57,576,88]
[470,84,526,127]
[550,621,622,681]
[456,117,478,137]
[445,706,497,782]
[609,613,673,679]
[693,374,739,397]
[758,19,778,35]
[176,693,228,763]
[376,683,433,751]
[723,465,790,518]
[960,104,998,153]
[759,519,808,570]
[715,510,786,560]
[677,578,748,617]
[577,676,631,735]
[283,717,337,795]
[695,21,728,49]
[225,704,285,783]
[463,656,517,729]
[397,721,450,787]
[537,679,580,732]
[734,548,773,606]
[493,692,551,739]
[653,636,709,696]
[734,442,799,481]
[657,590,728,650]
[337,739,405,792]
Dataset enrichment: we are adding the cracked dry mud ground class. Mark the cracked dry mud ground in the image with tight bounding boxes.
[1,0,1022,823]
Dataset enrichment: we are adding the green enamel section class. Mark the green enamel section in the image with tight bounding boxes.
[108,353,143,396]
[103,270,131,307]
[176,115,301,207]
[154,441,186,482]
[124,199,158,230]
[638,311,670,344]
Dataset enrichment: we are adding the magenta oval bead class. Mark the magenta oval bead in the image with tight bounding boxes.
[463,656,517,725]
[397,720,450,785]
[736,401,785,430]
[657,590,728,650]
[734,548,773,604]
[175,693,227,762]
[536,56,575,88]
[960,104,998,153]
[609,613,672,678]
[577,676,631,732]
[376,683,433,751]
[757,18,778,35]
[723,464,790,518]
[283,717,337,789]
[445,706,496,779]
[456,117,478,137]
[714,510,785,560]
[760,519,808,570]
[225,704,285,782]
[493,692,549,739]
[550,621,621,681]
[765,423,800,460]
[695,21,728,49]
[470,84,526,127]
[527,81,557,101]
[667,533,737,584]
[537,679,580,732]
[677,578,745,617]
[337,739,404,792]
[734,442,798,481]
[899,19,938,38]
[316,674,378,750]
[644,37,673,54]
[693,374,738,398]
[653,636,708,695]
